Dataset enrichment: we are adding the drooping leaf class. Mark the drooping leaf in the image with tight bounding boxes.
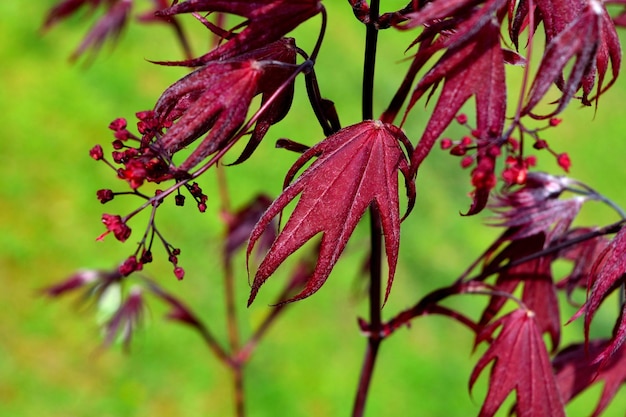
[402,0,507,50]
[582,226,626,357]
[154,60,263,171]
[223,195,275,263]
[153,39,298,170]
[470,309,566,417]
[155,0,322,66]
[45,0,133,61]
[43,0,102,30]
[491,196,585,242]
[404,8,507,214]
[247,121,415,305]
[553,340,626,417]
[489,172,583,242]
[522,0,622,116]
[555,227,610,300]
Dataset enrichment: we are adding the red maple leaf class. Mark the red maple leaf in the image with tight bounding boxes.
[519,0,621,116]
[581,226,626,360]
[398,3,507,214]
[153,39,298,171]
[246,121,415,305]
[154,60,263,171]
[553,340,626,417]
[555,227,610,300]
[155,0,322,66]
[44,0,133,61]
[470,309,566,417]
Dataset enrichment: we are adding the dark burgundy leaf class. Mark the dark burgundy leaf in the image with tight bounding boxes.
[154,60,262,171]
[582,227,626,353]
[489,173,583,242]
[223,195,275,263]
[555,228,610,299]
[477,234,561,350]
[492,197,584,242]
[155,0,322,66]
[45,0,133,60]
[470,309,565,417]
[404,10,507,214]
[401,0,506,42]
[523,0,621,116]
[153,40,298,171]
[553,340,626,417]
[247,121,415,305]
[227,39,298,164]
[502,48,527,66]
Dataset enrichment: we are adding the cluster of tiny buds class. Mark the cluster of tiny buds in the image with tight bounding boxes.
[87,113,209,281]
[441,114,571,186]
[89,113,209,212]
[118,247,184,280]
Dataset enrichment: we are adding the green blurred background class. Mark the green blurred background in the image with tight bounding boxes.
[1,2,625,416]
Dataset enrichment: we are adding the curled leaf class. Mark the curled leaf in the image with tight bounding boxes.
[156,0,322,66]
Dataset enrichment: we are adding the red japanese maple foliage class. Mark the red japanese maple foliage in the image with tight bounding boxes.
[42,0,626,416]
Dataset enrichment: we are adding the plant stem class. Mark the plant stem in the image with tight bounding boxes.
[224,257,245,417]
[361,1,379,120]
[232,363,245,417]
[353,1,382,416]
[352,208,383,417]
[216,159,244,416]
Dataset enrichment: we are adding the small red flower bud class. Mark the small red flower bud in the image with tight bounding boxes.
[114,129,132,141]
[533,139,548,149]
[169,255,178,264]
[557,153,571,172]
[119,160,147,189]
[97,189,115,204]
[505,155,517,165]
[189,183,203,197]
[461,136,473,146]
[140,250,153,264]
[112,151,125,163]
[100,214,131,242]
[119,256,140,276]
[136,110,155,121]
[450,145,467,156]
[440,138,453,150]
[175,194,185,206]
[137,121,149,134]
[549,117,562,127]
[109,118,127,131]
[90,145,104,160]
[174,267,185,280]
[461,156,474,168]
[456,113,468,124]
[487,145,501,157]
[198,203,207,212]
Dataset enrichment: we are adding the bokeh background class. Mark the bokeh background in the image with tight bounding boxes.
[1,1,625,416]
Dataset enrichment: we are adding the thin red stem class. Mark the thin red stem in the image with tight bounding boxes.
[353,1,382,415]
